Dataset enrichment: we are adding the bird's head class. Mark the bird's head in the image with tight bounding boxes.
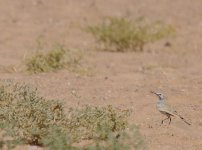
[151,91,164,100]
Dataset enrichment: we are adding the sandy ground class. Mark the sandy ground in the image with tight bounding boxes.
[0,0,202,149]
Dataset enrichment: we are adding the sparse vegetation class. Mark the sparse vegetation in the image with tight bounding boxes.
[87,17,175,52]
[83,126,147,150]
[25,45,82,73]
[0,81,146,149]
[43,125,147,150]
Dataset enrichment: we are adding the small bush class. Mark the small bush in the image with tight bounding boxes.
[42,127,74,150]
[0,81,67,146]
[87,17,175,52]
[0,81,147,149]
[25,45,82,73]
[66,105,130,140]
[43,126,147,150]
[83,126,147,150]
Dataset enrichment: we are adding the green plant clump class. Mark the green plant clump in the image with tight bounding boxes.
[83,126,147,150]
[26,45,82,73]
[87,17,175,52]
[67,105,130,140]
[0,81,67,146]
[0,81,146,149]
[44,126,147,150]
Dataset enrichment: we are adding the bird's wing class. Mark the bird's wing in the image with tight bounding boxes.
[158,103,191,125]
[158,104,178,116]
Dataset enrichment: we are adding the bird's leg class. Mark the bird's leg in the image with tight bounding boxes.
[161,116,170,125]
[168,116,172,125]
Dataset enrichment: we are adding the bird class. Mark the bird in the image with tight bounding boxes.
[151,91,191,125]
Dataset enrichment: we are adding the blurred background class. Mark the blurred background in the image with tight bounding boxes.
[0,0,202,150]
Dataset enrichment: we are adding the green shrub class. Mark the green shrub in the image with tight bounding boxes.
[0,81,147,149]
[42,127,75,150]
[66,105,130,140]
[87,17,175,52]
[43,126,147,150]
[25,45,82,73]
[83,126,147,150]
[0,81,67,146]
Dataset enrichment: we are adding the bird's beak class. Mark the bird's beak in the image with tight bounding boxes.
[150,91,157,95]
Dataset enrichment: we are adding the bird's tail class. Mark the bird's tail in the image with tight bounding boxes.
[176,113,191,125]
